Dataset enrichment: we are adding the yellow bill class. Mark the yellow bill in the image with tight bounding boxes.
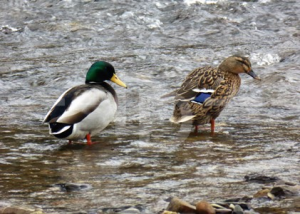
[110,73,127,88]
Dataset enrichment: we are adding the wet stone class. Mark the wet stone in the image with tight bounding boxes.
[269,185,300,198]
[0,206,45,214]
[195,200,215,214]
[118,207,141,214]
[253,185,300,200]
[244,173,280,184]
[102,205,144,214]
[0,25,22,34]
[102,206,131,214]
[273,180,297,186]
[156,198,172,213]
[222,197,252,210]
[232,203,250,211]
[163,197,254,214]
[253,188,271,198]
[214,209,232,214]
[223,196,253,203]
[232,204,244,214]
[161,211,178,214]
[166,197,196,214]
[52,183,92,192]
[212,202,251,212]
[210,204,237,214]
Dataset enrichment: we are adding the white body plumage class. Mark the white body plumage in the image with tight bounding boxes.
[43,83,117,140]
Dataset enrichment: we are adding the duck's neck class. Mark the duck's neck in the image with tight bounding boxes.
[223,71,241,97]
[86,81,118,104]
[101,82,118,104]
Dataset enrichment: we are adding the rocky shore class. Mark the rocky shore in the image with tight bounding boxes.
[1,174,299,214]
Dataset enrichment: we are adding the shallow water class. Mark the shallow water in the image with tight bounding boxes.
[1,0,300,213]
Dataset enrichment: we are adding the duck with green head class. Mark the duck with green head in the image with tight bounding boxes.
[170,55,260,135]
[43,61,127,145]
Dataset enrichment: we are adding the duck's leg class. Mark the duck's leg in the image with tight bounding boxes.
[68,140,72,145]
[210,119,215,136]
[86,134,93,146]
[194,125,198,133]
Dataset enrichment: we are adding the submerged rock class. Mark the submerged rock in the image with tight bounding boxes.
[222,197,252,210]
[212,200,251,212]
[102,206,132,213]
[244,173,280,184]
[223,196,252,203]
[254,185,300,200]
[119,207,141,214]
[102,204,145,214]
[268,185,300,199]
[231,204,244,214]
[0,25,22,34]
[52,183,92,192]
[0,206,45,214]
[211,203,245,214]
[161,211,178,214]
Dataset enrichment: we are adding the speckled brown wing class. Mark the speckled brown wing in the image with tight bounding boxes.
[174,66,222,101]
[171,66,224,123]
[194,73,241,124]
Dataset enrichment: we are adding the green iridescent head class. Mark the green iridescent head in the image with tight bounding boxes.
[85,61,127,87]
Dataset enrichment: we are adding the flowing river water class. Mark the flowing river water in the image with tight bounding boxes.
[0,0,300,213]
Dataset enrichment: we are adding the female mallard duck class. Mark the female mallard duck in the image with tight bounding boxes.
[43,61,127,145]
[170,55,260,135]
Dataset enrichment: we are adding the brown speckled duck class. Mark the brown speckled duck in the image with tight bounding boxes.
[170,55,261,135]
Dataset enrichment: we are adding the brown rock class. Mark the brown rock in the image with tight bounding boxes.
[253,188,271,198]
[166,197,196,214]
[0,206,45,214]
[269,185,300,198]
[161,211,178,214]
[195,201,216,214]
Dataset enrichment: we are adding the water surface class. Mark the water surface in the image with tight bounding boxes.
[0,0,300,213]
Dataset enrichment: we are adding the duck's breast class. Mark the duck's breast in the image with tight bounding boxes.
[75,91,117,136]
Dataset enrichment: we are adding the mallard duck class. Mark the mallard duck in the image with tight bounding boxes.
[170,55,260,135]
[43,61,127,145]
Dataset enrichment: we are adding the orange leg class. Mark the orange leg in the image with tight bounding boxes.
[210,119,215,136]
[194,125,198,133]
[68,140,72,145]
[86,134,92,146]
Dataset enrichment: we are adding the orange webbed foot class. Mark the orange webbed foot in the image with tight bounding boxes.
[85,134,97,146]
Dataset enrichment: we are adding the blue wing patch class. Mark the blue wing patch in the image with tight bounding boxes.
[192,93,211,104]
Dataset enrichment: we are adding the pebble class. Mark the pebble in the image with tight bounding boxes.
[195,201,215,214]
[253,188,271,198]
[161,211,178,214]
[166,197,196,213]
